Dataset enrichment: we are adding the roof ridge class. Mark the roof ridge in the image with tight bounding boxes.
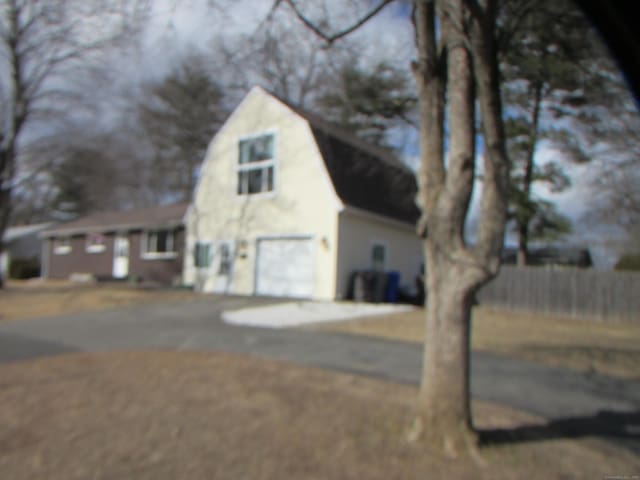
[263,87,412,173]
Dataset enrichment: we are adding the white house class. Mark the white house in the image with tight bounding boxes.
[183,86,423,300]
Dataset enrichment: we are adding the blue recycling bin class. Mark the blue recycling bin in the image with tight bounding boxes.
[385,271,400,303]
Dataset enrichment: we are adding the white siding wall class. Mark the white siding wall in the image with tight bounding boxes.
[183,87,341,300]
[335,210,423,299]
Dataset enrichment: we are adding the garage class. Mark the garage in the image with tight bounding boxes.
[255,237,314,298]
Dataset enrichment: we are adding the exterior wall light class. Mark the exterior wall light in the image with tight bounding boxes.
[236,239,248,258]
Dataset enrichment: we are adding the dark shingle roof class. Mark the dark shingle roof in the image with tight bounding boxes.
[273,93,420,225]
[42,203,188,237]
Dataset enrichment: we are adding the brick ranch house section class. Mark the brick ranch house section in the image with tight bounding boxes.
[40,203,187,285]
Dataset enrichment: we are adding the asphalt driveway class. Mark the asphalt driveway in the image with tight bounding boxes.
[1,295,639,452]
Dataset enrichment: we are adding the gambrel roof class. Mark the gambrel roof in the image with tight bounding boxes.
[271,91,420,225]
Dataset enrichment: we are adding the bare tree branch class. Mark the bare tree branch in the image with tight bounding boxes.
[0,0,148,285]
[282,0,395,45]
[412,0,446,237]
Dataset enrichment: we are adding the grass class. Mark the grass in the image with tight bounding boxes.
[314,306,640,380]
[0,280,200,323]
[1,281,638,476]
[1,351,637,479]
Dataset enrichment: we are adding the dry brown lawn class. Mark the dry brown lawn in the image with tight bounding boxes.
[0,280,200,323]
[315,306,640,380]
[1,351,637,480]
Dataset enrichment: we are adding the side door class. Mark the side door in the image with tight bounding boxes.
[213,240,234,294]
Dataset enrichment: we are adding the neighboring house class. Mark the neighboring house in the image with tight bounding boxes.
[1,223,52,279]
[501,246,593,268]
[40,203,188,284]
[183,86,423,300]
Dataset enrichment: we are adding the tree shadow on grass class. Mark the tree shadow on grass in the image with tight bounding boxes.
[479,410,640,454]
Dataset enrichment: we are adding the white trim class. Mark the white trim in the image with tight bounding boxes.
[342,206,417,232]
[142,252,178,260]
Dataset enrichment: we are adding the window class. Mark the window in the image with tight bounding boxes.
[218,243,232,275]
[371,243,386,271]
[53,237,71,255]
[237,134,275,195]
[194,242,211,268]
[86,233,106,253]
[143,229,177,258]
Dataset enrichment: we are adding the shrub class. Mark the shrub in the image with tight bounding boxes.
[9,257,41,279]
[614,254,640,271]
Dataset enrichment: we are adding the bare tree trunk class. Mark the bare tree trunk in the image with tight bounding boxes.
[516,222,529,266]
[0,160,10,288]
[0,1,23,288]
[516,81,543,266]
[412,1,445,231]
[413,244,478,454]
[283,0,510,458]
[1,144,19,290]
[471,0,509,272]
[409,0,483,455]
[409,0,508,456]
[0,132,20,290]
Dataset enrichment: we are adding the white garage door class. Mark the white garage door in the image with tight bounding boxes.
[256,237,314,298]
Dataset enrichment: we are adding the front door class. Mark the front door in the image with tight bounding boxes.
[112,235,129,279]
[213,240,234,293]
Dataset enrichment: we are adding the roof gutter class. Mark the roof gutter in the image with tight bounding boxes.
[40,220,185,238]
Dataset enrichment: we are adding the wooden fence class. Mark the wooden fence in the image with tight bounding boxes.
[477,265,640,322]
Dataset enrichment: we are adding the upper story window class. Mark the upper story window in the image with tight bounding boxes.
[86,233,106,253]
[53,237,71,255]
[143,229,177,259]
[237,134,275,195]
